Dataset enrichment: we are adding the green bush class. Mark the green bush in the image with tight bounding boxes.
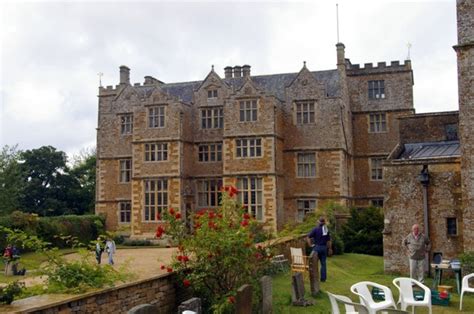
[0,281,24,304]
[0,213,105,249]
[342,207,384,256]
[279,202,347,256]
[460,251,474,273]
[123,239,152,246]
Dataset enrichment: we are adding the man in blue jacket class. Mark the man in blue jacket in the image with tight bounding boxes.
[307,217,331,282]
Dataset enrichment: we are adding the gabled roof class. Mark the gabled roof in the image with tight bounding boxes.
[134,69,340,104]
[397,141,460,160]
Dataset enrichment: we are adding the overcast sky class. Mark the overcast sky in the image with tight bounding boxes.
[0,0,459,158]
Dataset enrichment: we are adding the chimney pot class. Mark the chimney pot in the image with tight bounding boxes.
[224,66,233,79]
[242,65,251,77]
[119,65,130,85]
[233,65,242,78]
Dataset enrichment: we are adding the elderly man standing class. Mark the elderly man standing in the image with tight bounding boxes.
[403,224,431,283]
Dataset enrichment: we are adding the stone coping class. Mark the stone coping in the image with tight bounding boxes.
[0,272,174,313]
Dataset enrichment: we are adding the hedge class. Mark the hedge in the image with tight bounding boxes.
[0,211,105,249]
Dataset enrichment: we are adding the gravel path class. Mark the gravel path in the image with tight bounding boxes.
[17,247,177,287]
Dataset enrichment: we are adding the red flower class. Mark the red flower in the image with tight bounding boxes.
[175,212,182,219]
[155,225,165,238]
[228,296,236,304]
[169,208,175,215]
[255,252,263,259]
[208,221,216,229]
[167,267,173,273]
[208,212,215,219]
[183,255,189,262]
[177,255,183,262]
[217,214,223,219]
[160,265,166,270]
[241,220,249,227]
[156,213,161,220]
[228,186,238,197]
[243,213,251,220]
[257,245,262,250]
[183,279,191,288]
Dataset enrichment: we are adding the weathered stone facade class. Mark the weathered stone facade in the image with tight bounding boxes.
[96,44,415,237]
[383,112,462,273]
[455,0,474,253]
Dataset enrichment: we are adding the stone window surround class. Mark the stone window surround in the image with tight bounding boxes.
[119,113,133,135]
[236,176,263,221]
[198,142,222,162]
[143,179,168,222]
[118,201,131,224]
[119,159,132,183]
[368,112,388,133]
[368,80,386,100]
[235,137,262,158]
[296,152,316,178]
[446,217,458,236]
[294,100,316,125]
[207,89,218,99]
[148,105,166,128]
[239,99,258,122]
[370,198,384,208]
[144,142,168,162]
[369,157,384,181]
[201,107,224,129]
[197,178,222,208]
[296,199,316,222]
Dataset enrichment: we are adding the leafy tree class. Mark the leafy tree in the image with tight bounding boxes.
[0,145,23,215]
[69,148,96,213]
[18,146,83,216]
[342,206,384,256]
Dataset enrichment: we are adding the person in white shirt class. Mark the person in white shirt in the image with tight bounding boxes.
[105,238,116,265]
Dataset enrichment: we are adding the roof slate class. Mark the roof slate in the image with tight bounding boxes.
[136,70,340,104]
[397,141,461,160]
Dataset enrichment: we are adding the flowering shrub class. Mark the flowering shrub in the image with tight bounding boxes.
[157,186,272,312]
[0,281,24,304]
[0,226,129,296]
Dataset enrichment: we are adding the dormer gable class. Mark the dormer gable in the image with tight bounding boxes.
[233,76,265,98]
[286,62,327,100]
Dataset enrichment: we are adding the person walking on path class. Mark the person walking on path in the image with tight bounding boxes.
[95,238,104,264]
[105,238,116,265]
[307,217,332,282]
[403,223,431,283]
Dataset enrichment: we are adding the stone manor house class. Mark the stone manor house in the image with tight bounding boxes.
[96,41,414,238]
[96,1,472,264]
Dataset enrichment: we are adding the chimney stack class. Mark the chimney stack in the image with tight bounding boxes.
[224,66,233,79]
[233,65,242,78]
[336,43,345,67]
[120,65,130,85]
[242,65,251,77]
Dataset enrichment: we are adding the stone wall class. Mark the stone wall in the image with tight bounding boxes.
[398,111,459,144]
[3,273,188,314]
[383,159,462,273]
[455,0,474,253]
[347,61,414,207]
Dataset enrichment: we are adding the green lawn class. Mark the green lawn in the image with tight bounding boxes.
[0,249,76,283]
[272,253,474,313]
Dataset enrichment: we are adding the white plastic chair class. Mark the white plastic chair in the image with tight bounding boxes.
[327,291,369,314]
[392,277,432,314]
[350,281,397,314]
[460,273,474,310]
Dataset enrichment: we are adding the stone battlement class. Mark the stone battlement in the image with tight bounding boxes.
[347,60,411,75]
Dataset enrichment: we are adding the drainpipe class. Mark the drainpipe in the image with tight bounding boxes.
[418,165,430,277]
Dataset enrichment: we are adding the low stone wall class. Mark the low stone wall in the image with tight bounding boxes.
[2,272,189,314]
[2,235,304,314]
